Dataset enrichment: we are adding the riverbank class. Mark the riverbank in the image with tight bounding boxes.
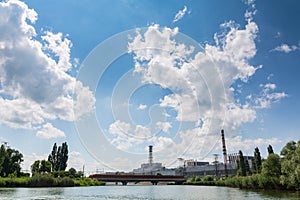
[0,174,105,187]
[185,175,298,191]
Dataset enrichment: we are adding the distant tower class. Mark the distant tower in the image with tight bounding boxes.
[213,154,219,176]
[148,145,153,165]
[221,129,228,176]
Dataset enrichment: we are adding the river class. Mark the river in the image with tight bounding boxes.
[0,185,298,200]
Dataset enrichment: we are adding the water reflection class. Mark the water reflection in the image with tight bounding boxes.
[0,186,298,200]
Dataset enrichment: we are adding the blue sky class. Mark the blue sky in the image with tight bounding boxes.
[0,0,299,172]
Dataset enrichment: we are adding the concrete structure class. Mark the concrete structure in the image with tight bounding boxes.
[89,174,185,185]
[221,129,228,175]
[132,145,175,175]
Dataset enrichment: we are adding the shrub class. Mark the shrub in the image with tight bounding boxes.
[57,177,74,187]
[29,173,56,187]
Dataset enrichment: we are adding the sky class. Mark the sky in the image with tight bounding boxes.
[0,0,299,173]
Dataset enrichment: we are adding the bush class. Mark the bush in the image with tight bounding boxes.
[202,176,213,182]
[29,173,56,187]
[74,178,105,186]
[57,177,75,187]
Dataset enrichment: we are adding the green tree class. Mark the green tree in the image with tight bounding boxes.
[48,143,57,171]
[245,159,250,175]
[0,145,23,177]
[280,141,296,159]
[267,144,274,155]
[262,153,281,178]
[68,167,77,178]
[253,147,262,174]
[237,150,246,176]
[40,160,51,173]
[280,140,300,190]
[0,145,6,174]
[59,142,68,171]
[31,160,41,174]
[48,142,68,171]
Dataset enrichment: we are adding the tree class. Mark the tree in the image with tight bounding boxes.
[245,159,250,175]
[48,142,68,171]
[31,160,51,174]
[267,144,274,155]
[0,145,6,174]
[253,147,262,174]
[60,142,68,171]
[48,143,57,171]
[237,150,246,176]
[280,140,300,190]
[40,160,51,173]
[31,160,41,174]
[68,168,77,178]
[0,145,23,177]
[280,141,296,159]
[262,153,281,178]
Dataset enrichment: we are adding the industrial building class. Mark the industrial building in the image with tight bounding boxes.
[131,130,254,178]
[132,145,176,175]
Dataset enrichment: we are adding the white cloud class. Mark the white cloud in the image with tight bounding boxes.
[0,1,95,136]
[36,123,66,139]
[68,151,85,171]
[226,136,282,153]
[271,43,299,53]
[156,121,172,132]
[108,120,174,151]
[125,5,287,161]
[172,5,189,23]
[22,153,48,172]
[137,104,147,110]
[254,83,287,108]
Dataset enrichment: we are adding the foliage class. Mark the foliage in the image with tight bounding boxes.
[237,150,246,176]
[261,153,281,178]
[48,142,68,171]
[253,147,262,174]
[74,177,105,186]
[280,141,296,159]
[0,144,23,177]
[29,173,56,187]
[31,160,51,174]
[267,144,274,155]
[51,170,70,178]
[280,140,300,190]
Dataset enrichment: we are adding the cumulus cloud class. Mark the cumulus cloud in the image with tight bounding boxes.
[137,104,147,110]
[108,120,173,151]
[156,121,172,133]
[68,151,85,171]
[125,4,286,159]
[253,83,287,108]
[36,123,65,139]
[0,1,95,136]
[172,6,190,23]
[226,135,282,152]
[271,43,299,53]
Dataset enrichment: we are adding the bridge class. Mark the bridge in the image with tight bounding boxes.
[89,174,186,185]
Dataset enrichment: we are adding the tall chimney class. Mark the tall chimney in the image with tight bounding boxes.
[221,129,228,175]
[148,145,153,165]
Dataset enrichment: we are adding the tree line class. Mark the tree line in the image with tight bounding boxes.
[188,140,300,191]
[0,142,82,178]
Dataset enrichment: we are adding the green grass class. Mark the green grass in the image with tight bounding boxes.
[0,175,105,187]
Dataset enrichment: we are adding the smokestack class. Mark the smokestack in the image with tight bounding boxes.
[148,145,153,165]
[221,129,228,175]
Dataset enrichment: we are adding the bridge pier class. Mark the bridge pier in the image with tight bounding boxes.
[151,181,158,185]
[122,181,128,185]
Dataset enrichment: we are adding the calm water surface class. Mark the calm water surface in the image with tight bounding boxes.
[0,185,298,200]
